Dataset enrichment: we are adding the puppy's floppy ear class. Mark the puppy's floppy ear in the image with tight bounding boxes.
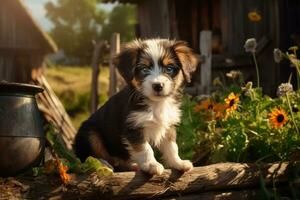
[114,42,140,84]
[173,41,199,83]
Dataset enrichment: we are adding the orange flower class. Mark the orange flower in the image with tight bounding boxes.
[225,92,240,112]
[269,107,289,128]
[56,160,71,184]
[194,98,215,113]
[248,11,262,22]
[213,103,226,120]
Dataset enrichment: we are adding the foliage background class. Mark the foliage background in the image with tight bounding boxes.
[45,0,136,64]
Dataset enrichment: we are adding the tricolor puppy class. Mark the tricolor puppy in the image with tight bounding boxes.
[75,39,199,175]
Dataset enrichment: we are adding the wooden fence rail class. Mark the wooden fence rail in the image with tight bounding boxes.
[109,33,121,97]
[90,41,106,113]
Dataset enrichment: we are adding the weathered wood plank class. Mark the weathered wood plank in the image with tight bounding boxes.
[199,30,212,94]
[109,33,120,97]
[35,76,77,149]
[16,162,292,200]
[91,41,104,113]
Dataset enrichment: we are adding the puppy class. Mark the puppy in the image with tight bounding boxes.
[75,39,199,175]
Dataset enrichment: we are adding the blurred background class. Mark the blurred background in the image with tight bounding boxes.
[1,0,300,145]
[23,0,137,128]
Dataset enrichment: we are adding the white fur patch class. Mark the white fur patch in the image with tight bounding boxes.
[144,39,165,62]
[126,141,164,175]
[127,97,181,146]
[158,138,193,172]
[142,40,173,100]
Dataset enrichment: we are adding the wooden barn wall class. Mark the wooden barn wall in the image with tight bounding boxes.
[278,0,300,88]
[221,0,273,55]
[0,0,47,83]
[0,51,44,83]
[0,0,44,50]
[0,54,15,82]
[171,0,222,53]
[137,0,170,38]
[220,0,280,94]
[173,0,200,52]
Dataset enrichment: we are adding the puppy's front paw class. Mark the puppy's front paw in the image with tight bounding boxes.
[173,160,193,172]
[141,162,164,175]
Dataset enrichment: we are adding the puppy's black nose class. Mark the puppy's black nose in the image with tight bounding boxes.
[152,83,164,92]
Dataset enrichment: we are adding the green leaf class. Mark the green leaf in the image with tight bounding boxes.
[81,156,113,176]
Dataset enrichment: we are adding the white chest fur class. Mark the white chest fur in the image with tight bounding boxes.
[127,97,181,146]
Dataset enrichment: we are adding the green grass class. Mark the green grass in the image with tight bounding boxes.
[45,65,109,129]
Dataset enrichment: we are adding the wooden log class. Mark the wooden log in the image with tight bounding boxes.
[16,162,293,199]
[160,189,273,200]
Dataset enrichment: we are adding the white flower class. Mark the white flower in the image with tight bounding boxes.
[277,83,294,97]
[241,81,253,96]
[244,38,257,53]
[226,70,242,79]
[273,48,283,63]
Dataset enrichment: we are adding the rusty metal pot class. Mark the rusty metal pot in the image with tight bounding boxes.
[0,82,44,176]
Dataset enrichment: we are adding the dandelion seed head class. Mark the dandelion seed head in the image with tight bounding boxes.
[244,38,257,53]
[276,82,293,97]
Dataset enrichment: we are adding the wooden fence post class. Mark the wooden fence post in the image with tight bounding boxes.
[199,30,212,94]
[109,33,120,97]
[90,41,104,113]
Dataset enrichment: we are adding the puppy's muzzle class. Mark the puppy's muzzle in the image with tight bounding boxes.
[152,83,164,92]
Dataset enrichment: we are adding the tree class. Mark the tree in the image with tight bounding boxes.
[45,0,107,64]
[100,4,136,42]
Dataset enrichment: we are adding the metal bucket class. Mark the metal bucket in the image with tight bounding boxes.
[0,82,44,176]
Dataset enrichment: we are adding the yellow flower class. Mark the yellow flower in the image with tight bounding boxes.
[248,11,262,22]
[225,92,240,112]
[269,108,289,128]
[194,98,215,113]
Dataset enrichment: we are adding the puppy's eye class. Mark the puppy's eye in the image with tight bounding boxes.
[139,66,150,74]
[165,65,178,74]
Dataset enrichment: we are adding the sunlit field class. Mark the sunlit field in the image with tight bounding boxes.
[45,65,109,129]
